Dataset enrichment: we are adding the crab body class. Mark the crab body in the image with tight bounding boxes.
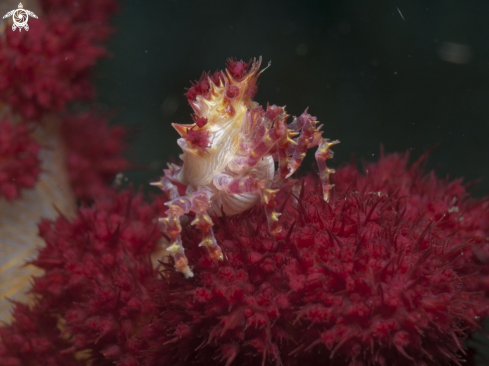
[153,57,338,277]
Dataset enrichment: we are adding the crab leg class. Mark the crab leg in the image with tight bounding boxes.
[315,138,340,201]
[152,166,194,276]
[214,174,282,236]
[153,167,223,277]
[285,112,323,177]
[189,189,223,262]
[275,128,298,181]
[152,165,194,275]
[245,107,287,168]
[150,163,182,200]
[159,197,193,277]
[277,111,340,202]
[153,188,223,278]
[229,106,287,173]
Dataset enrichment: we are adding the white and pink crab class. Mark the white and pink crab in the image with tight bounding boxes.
[152,57,339,277]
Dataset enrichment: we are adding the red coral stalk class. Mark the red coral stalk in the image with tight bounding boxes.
[60,111,131,201]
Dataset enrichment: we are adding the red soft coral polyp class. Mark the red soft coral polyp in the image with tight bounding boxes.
[0,149,487,366]
[0,303,79,366]
[60,111,131,201]
[0,119,40,201]
[0,0,117,120]
[226,58,252,81]
[186,71,223,102]
[333,150,489,304]
[0,190,167,365]
[145,173,486,366]
[183,127,210,151]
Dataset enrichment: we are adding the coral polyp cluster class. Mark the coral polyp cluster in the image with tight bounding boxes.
[185,58,258,104]
[0,151,487,366]
[0,0,129,324]
[0,0,131,205]
[146,173,484,366]
[0,119,40,200]
[60,111,130,201]
[0,2,487,360]
[0,0,117,120]
[0,190,167,366]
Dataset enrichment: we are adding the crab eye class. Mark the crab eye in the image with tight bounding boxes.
[226,85,240,99]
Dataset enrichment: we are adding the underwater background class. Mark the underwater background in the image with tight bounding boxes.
[95,0,489,197]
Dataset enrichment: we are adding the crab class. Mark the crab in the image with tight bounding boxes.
[152,57,339,278]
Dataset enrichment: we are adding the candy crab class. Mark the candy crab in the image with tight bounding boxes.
[152,57,339,277]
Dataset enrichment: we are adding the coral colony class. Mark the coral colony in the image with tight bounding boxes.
[0,0,127,201]
[0,0,129,322]
[0,3,489,366]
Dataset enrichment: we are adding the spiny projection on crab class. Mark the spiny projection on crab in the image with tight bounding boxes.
[152,57,339,277]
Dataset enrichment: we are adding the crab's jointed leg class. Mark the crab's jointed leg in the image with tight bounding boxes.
[274,128,298,182]
[275,111,340,202]
[151,163,181,200]
[152,165,192,275]
[152,167,222,278]
[229,105,287,173]
[160,197,193,277]
[285,112,323,177]
[315,138,340,201]
[188,189,223,262]
[214,174,282,236]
